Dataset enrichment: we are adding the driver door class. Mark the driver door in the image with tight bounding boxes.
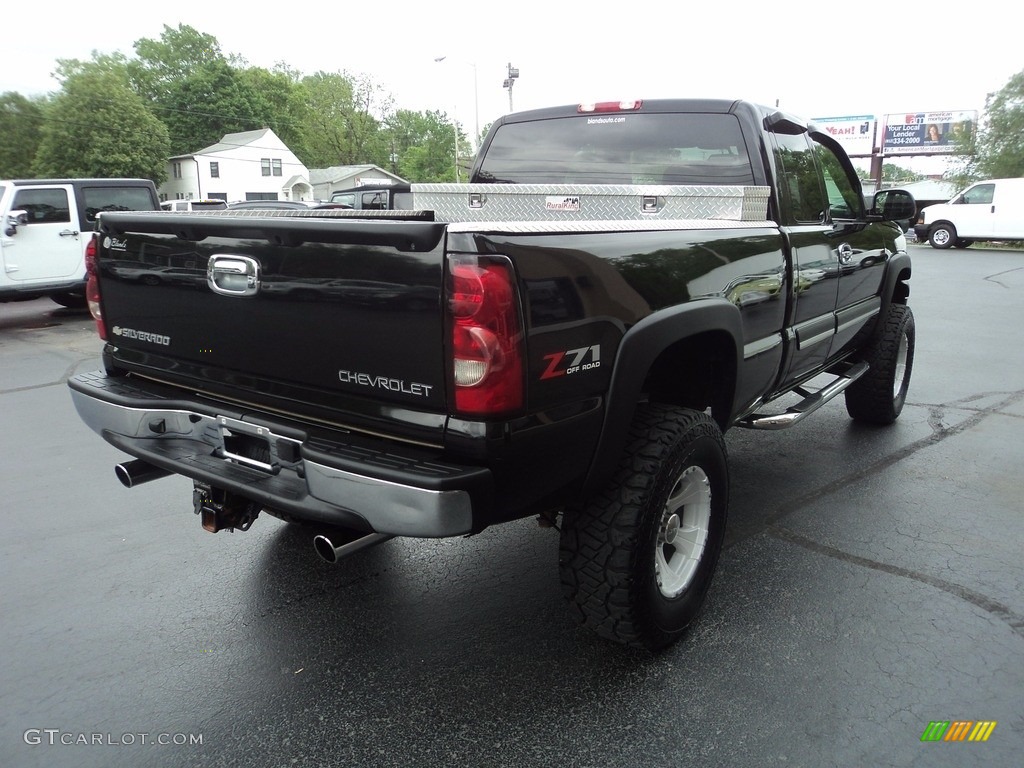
[810,134,893,356]
[7,184,83,282]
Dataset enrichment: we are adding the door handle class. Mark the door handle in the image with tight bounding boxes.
[59,230,80,238]
[837,243,854,264]
[207,254,260,297]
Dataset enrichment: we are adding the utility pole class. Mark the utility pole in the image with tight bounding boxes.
[503,63,520,113]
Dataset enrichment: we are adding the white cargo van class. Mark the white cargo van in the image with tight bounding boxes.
[1,178,159,307]
[160,199,228,212]
[913,177,1024,248]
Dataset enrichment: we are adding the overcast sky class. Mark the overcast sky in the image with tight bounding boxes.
[3,0,1019,173]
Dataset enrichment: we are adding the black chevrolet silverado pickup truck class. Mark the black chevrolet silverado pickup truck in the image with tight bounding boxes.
[69,99,916,650]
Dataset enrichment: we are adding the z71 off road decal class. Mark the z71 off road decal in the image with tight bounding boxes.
[540,345,601,379]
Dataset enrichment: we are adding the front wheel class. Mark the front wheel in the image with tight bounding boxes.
[928,223,956,249]
[559,405,728,651]
[845,304,915,425]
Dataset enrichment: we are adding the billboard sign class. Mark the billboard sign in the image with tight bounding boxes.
[812,115,877,157]
[882,111,977,155]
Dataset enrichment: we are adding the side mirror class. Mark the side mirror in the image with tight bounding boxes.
[873,190,916,222]
[5,209,28,237]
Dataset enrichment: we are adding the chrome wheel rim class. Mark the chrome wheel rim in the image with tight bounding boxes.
[655,466,712,598]
[893,332,909,401]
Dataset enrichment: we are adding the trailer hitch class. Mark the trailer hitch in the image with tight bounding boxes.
[192,482,261,533]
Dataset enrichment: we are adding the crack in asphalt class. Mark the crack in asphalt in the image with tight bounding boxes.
[727,388,1024,639]
[983,266,1024,288]
[0,358,95,395]
[766,526,1024,640]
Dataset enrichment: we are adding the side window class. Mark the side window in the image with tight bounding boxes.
[772,133,825,224]
[811,137,863,220]
[962,184,994,205]
[361,192,387,210]
[81,187,156,222]
[12,188,71,223]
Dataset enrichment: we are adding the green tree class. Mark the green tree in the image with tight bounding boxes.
[54,51,132,84]
[128,25,280,155]
[159,60,270,155]
[32,68,170,182]
[236,65,309,161]
[386,109,466,182]
[881,163,924,185]
[0,92,47,177]
[297,71,393,168]
[948,70,1024,187]
[129,24,228,103]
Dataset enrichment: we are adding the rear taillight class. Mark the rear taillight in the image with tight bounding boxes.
[447,255,524,415]
[84,235,106,339]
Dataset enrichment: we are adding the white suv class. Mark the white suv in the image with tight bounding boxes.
[2,178,159,308]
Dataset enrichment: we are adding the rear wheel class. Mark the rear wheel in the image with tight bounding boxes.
[845,304,915,425]
[559,404,728,650]
[928,223,956,249]
[50,292,87,309]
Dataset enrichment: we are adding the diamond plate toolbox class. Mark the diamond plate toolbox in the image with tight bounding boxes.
[410,183,770,223]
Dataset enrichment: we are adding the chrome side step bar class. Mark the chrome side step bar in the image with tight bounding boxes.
[737,361,869,430]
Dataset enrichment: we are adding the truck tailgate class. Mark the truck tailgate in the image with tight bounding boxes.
[96,212,449,417]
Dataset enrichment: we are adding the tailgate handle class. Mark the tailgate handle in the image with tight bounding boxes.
[207,255,260,297]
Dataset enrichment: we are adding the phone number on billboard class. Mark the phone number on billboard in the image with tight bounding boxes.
[886,137,922,145]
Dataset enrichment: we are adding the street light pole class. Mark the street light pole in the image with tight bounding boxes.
[434,56,480,153]
[453,122,460,183]
[471,62,479,151]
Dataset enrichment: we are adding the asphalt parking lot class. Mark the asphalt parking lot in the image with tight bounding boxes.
[1,243,1022,768]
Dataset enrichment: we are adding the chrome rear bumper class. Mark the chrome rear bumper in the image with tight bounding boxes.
[68,372,485,537]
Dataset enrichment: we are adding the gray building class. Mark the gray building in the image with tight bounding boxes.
[309,165,407,201]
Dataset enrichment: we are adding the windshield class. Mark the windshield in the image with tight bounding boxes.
[476,112,755,186]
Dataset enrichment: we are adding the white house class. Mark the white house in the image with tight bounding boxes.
[159,128,313,203]
[309,165,407,201]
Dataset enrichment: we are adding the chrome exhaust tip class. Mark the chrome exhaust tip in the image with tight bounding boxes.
[115,459,172,488]
[313,531,393,563]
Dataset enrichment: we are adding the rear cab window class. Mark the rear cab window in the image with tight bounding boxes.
[475,113,756,186]
[770,133,826,224]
